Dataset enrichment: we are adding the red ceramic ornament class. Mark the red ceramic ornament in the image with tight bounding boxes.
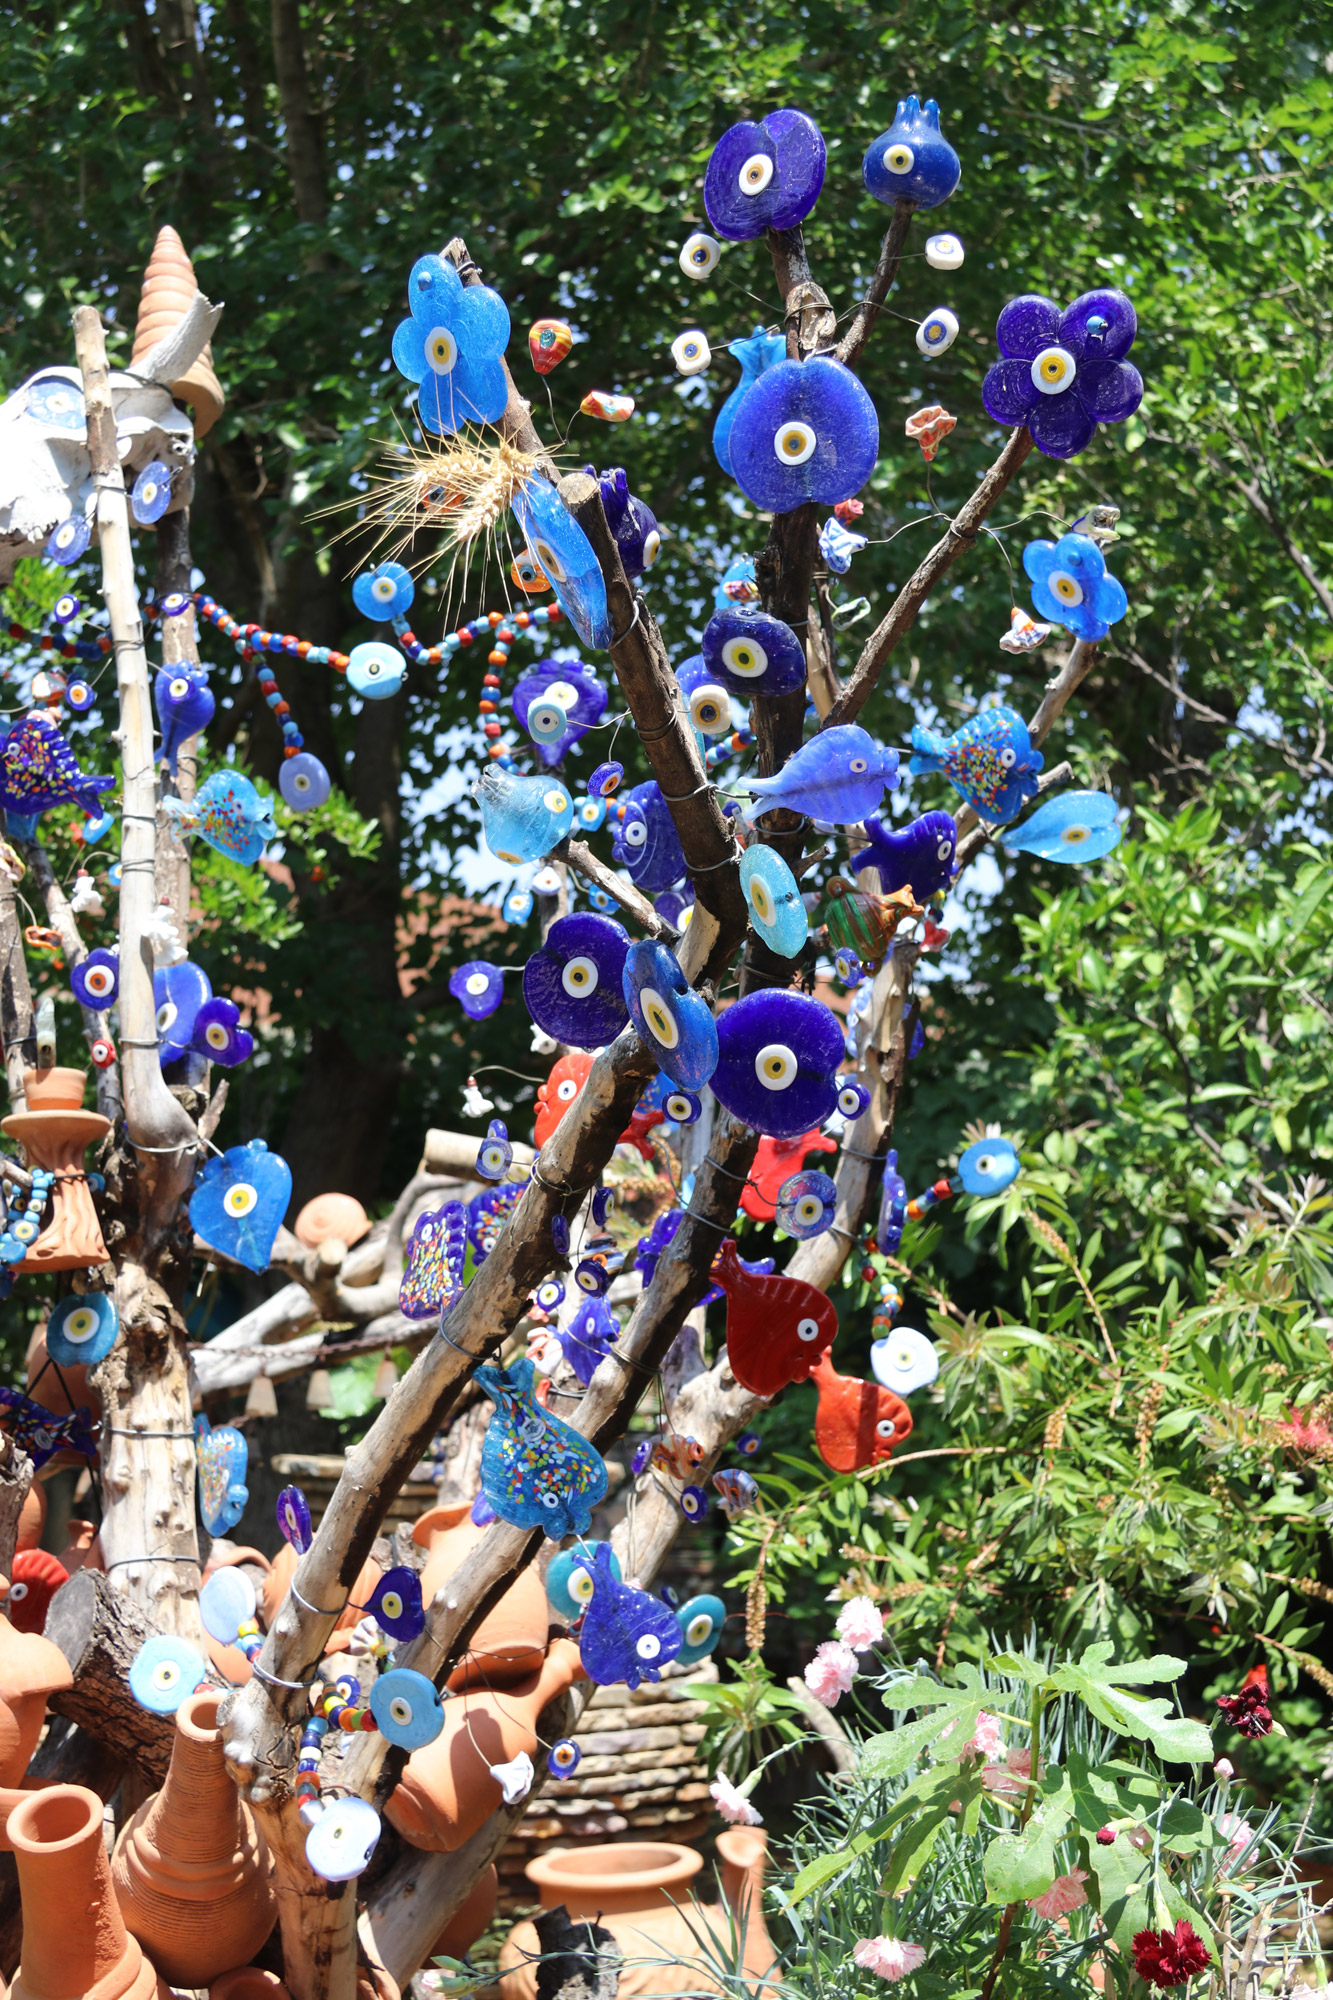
[811,1351,912,1472]
[532,1051,665,1161]
[711,1238,838,1398]
[740,1129,838,1222]
[528,319,573,375]
[7,1548,70,1633]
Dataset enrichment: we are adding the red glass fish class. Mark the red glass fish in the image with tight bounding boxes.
[533,1050,664,1160]
[711,1238,838,1397]
[811,1351,913,1472]
[740,1129,838,1222]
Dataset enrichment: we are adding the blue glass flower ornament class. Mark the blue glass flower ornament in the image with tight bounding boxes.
[837,1079,871,1121]
[982,289,1143,460]
[306,1798,381,1884]
[474,1357,609,1538]
[512,660,607,768]
[610,782,685,893]
[277,1483,312,1552]
[596,467,661,576]
[130,460,173,525]
[352,561,415,621]
[70,947,118,1010]
[399,1200,466,1320]
[370,1668,445,1750]
[576,1543,683,1690]
[739,844,808,959]
[622,940,718,1090]
[704,108,827,241]
[200,1566,255,1645]
[46,514,91,565]
[346,641,407,701]
[162,768,277,865]
[194,1416,249,1535]
[776,1170,837,1239]
[129,1635,208,1716]
[870,1326,939,1397]
[475,765,574,865]
[558,1297,621,1385]
[153,666,214,776]
[819,517,867,575]
[1022,532,1129,642]
[663,1086,701,1125]
[548,1739,582,1777]
[851,810,957,901]
[958,1135,1021,1195]
[155,959,212,1064]
[740,724,899,823]
[189,1139,293,1275]
[0,712,114,818]
[190,998,254,1068]
[589,760,623,799]
[675,1594,727,1667]
[710,990,843,1138]
[475,1121,513,1183]
[362,1566,426,1641]
[391,252,510,435]
[450,961,506,1021]
[703,607,807,698]
[511,479,611,650]
[908,707,1043,824]
[728,358,879,513]
[47,1291,118,1367]
[863,96,960,209]
[1003,789,1121,864]
[714,328,788,476]
[523,912,630,1049]
[546,1539,620,1618]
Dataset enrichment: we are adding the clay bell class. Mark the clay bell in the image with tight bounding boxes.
[129,225,225,439]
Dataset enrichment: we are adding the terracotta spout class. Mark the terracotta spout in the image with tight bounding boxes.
[9,1784,168,2000]
[0,1609,73,1788]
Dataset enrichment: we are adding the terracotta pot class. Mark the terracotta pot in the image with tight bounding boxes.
[129,225,225,439]
[2,1071,110,1271]
[9,1784,168,2000]
[413,1504,547,1690]
[294,1194,370,1250]
[386,1637,585,1853]
[430,1862,498,1960]
[56,1521,103,1575]
[210,1974,290,2000]
[261,1543,382,1652]
[25,1330,101,1479]
[110,1690,276,1985]
[14,1484,45,1555]
[0,1609,73,1790]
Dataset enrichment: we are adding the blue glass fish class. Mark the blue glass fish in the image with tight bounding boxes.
[163,769,278,865]
[399,1201,467,1320]
[576,1542,684,1690]
[738,724,898,824]
[1002,790,1121,864]
[194,1416,249,1535]
[611,781,686,892]
[0,711,114,822]
[714,327,788,476]
[474,765,574,865]
[557,1297,621,1386]
[851,810,957,901]
[909,707,1044,825]
[154,665,215,776]
[475,1357,609,1538]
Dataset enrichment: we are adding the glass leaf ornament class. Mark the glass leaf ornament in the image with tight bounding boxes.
[863,95,961,208]
[190,1138,293,1275]
[523,912,630,1050]
[557,1296,621,1385]
[740,1128,837,1221]
[475,764,574,865]
[703,107,827,241]
[155,959,212,1064]
[162,768,277,865]
[279,751,332,812]
[728,357,879,514]
[622,939,719,1090]
[958,1135,1021,1195]
[675,1594,726,1667]
[194,1416,249,1535]
[528,318,573,374]
[576,1542,683,1690]
[610,781,686,893]
[47,1290,118,1367]
[596,467,661,577]
[46,514,91,565]
[714,327,787,476]
[190,997,254,1068]
[546,1539,620,1618]
[129,1635,208,1716]
[277,1483,312,1552]
[353,562,414,620]
[70,947,118,1010]
[306,1798,381,1884]
[851,810,957,902]
[703,606,807,697]
[449,961,506,1021]
[475,1358,608,1538]
[200,1565,255,1646]
[909,706,1044,825]
[0,712,114,818]
[739,844,808,958]
[398,1201,466,1320]
[712,1468,758,1522]
[710,990,843,1137]
[775,1169,838,1239]
[475,1121,513,1183]
[711,1237,837,1396]
[370,1668,445,1750]
[511,660,607,767]
[1022,532,1129,642]
[130,459,173,525]
[739,724,898,823]
[1003,789,1121,864]
[511,478,611,650]
[391,252,510,434]
[818,879,922,964]
[982,289,1143,461]
[870,1325,939,1397]
[812,1351,912,1473]
[362,1566,426,1641]
[153,666,214,776]
[346,641,407,700]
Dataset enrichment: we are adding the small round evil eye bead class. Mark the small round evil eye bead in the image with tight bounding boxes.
[279,753,332,811]
[370,1668,445,1750]
[475,1120,513,1182]
[958,1135,1021,1195]
[775,1170,838,1239]
[65,679,95,712]
[916,307,959,357]
[574,1256,611,1297]
[675,1593,727,1666]
[663,1087,701,1125]
[46,515,91,565]
[671,330,712,375]
[736,1432,761,1457]
[547,1737,583,1776]
[680,1484,708,1524]
[679,233,721,279]
[589,761,623,798]
[837,1079,871,1120]
[535,1278,565,1312]
[925,233,964,270]
[130,460,173,525]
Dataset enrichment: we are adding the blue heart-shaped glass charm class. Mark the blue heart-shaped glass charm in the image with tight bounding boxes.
[190,998,254,1068]
[155,959,212,1065]
[475,765,574,865]
[622,941,718,1091]
[523,912,630,1050]
[399,1201,466,1320]
[742,724,899,824]
[595,468,661,577]
[908,706,1044,825]
[610,782,685,893]
[958,1135,1021,1196]
[200,1565,256,1645]
[162,769,277,866]
[476,1122,513,1183]
[714,328,788,476]
[675,1593,727,1666]
[850,810,957,902]
[347,642,407,701]
[1003,790,1121,865]
[129,1634,208,1715]
[277,1483,312,1552]
[511,660,607,767]
[370,1667,445,1749]
[704,108,826,241]
[546,1539,621,1617]
[739,845,808,958]
[352,561,415,621]
[703,608,807,698]
[194,1416,249,1535]
[475,1357,609,1539]
[47,1290,118,1367]
[863,95,961,209]
[511,478,611,650]
[775,1170,838,1239]
[190,1139,293,1274]
[449,961,506,1021]
[577,1543,684,1690]
[305,1797,382,1883]
[710,991,843,1137]
[361,1565,426,1641]
[729,357,879,513]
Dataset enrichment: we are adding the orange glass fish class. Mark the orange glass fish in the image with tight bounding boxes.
[711,1238,838,1398]
[651,1435,705,1481]
[529,318,573,375]
[811,1351,913,1472]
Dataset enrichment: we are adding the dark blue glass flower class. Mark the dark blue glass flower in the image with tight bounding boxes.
[595,468,661,577]
[523,913,630,1050]
[622,940,718,1090]
[710,990,843,1138]
[391,253,510,435]
[728,357,878,513]
[982,290,1143,461]
[703,607,807,698]
[154,960,211,1064]
[70,947,118,1009]
[1022,532,1129,642]
[450,961,506,1021]
[190,997,254,1068]
[714,328,788,475]
[611,782,685,893]
[704,108,827,242]
[352,562,415,621]
[511,479,611,650]
[511,661,607,768]
[863,96,960,210]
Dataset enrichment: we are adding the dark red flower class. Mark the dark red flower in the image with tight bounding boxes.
[1132,1922,1210,1989]
[1241,1664,1269,1695]
[1096,1826,1116,1845]
[1216,1684,1273,1739]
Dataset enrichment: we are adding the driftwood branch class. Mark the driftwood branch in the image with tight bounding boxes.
[130,288,223,391]
[0,1436,33,1587]
[18,838,121,1124]
[557,837,678,943]
[837,200,915,369]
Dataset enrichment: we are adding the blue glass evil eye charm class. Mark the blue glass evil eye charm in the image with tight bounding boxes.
[548,1738,582,1776]
[504,886,535,925]
[714,327,787,476]
[523,912,630,1050]
[155,958,211,1064]
[863,95,961,210]
[346,642,407,700]
[476,1121,513,1182]
[47,1290,118,1366]
[742,723,899,824]
[129,1634,207,1715]
[154,666,214,777]
[194,1417,249,1536]
[664,1086,701,1125]
[704,108,827,242]
[709,990,843,1138]
[728,357,879,514]
[622,940,718,1091]
[70,947,118,1010]
[450,961,506,1021]
[200,1566,256,1645]
[680,1484,708,1523]
[958,1135,1021,1196]
[46,514,91,565]
[1023,532,1129,642]
[511,477,612,650]
[277,1483,313,1553]
[352,561,415,621]
[610,782,686,893]
[577,1543,684,1690]
[739,845,808,958]
[703,608,807,698]
[837,1078,871,1120]
[546,1539,621,1618]
[189,1139,292,1275]
[361,1566,426,1641]
[776,1170,837,1239]
[305,1797,381,1883]
[475,765,574,866]
[675,1593,727,1667]
[279,753,332,811]
[475,1358,609,1539]
[370,1668,445,1749]
[130,460,173,525]
[511,661,608,768]
[876,1148,908,1254]
[589,761,623,798]
[850,810,957,902]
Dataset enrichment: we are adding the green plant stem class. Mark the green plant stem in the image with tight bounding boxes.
[978,1690,1045,2000]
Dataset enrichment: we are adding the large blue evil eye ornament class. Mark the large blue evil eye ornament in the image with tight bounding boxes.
[703,607,807,698]
[306,1797,382,1883]
[710,990,843,1138]
[370,1668,445,1750]
[596,468,661,576]
[958,1135,1021,1196]
[70,947,118,1010]
[347,642,407,700]
[546,1539,621,1618]
[851,810,957,902]
[352,561,415,621]
[129,1634,207,1715]
[1003,790,1121,865]
[739,844,808,959]
[280,753,332,812]
[46,514,91,565]
[391,252,511,436]
[742,724,899,824]
[47,1290,118,1367]
[450,961,506,1021]
[728,358,879,514]
[611,782,685,893]
[1023,532,1129,643]
[524,912,630,1051]
[704,108,827,242]
[623,940,718,1091]
[200,1566,256,1645]
[155,959,211,1064]
[475,765,574,865]
[863,96,961,209]
[475,1357,609,1539]
[512,478,611,651]
[577,1544,684,1690]
[190,1139,293,1275]
[277,1483,312,1552]
[194,1416,249,1535]
[676,655,733,742]
[362,1566,426,1641]
[512,660,607,768]
[675,1593,727,1667]
[982,290,1143,461]
[776,1170,837,1239]
[714,328,787,476]
[130,460,173,525]
[154,666,214,777]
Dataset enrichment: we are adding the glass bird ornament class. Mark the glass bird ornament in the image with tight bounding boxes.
[713,1469,759,1524]
[523,912,630,1050]
[714,327,787,476]
[870,1326,939,1397]
[190,1139,292,1275]
[737,724,898,823]
[851,810,957,903]
[474,765,574,864]
[709,990,843,1138]
[622,939,719,1091]
[863,96,960,209]
[811,1350,913,1473]
[154,666,214,776]
[163,768,278,866]
[474,1357,609,1538]
[703,606,807,698]
[399,1201,466,1320]
[739,844,808,958]
[704,107,827,241]
[728,357,879,513]
[818,878,923,965]
[194,1416,249,1535]
[1003,790,1121,864]
[610,780,686,892]
[576,1542,683,1690]
[710,1237,838,1396]
[908,706,1044,825]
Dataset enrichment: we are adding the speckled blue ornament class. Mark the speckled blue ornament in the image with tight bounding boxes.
[475,1357,609,1538]
[728,357,878,513]
[576,1542,684,1689]
[523,912,630,1050]
[194,1416,249,1535]
[851,810,957,901]
[622,940,718,1090]
[863,96,960,209]
[709,990,843,1138]
[739,844,808,958]
[704,108,826,241]
[1003,790,1121,864]
[908,707,1044,824]
[610,781,685,893]
[703,607,807,698]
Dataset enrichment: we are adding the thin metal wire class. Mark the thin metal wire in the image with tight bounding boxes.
[291,1579,347,1618]
[104,1427,195,1440]
[251,1660,323,1692]
[436,1321,485,1362]
[608,598,643,649]
[659,780,714,802]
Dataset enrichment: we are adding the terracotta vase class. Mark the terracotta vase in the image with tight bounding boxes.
[1,1069,109,1271]
[14,1483,45,1555]
[386,1637,585,1853]
[25,1327,101,1478]
[129,224,225,439]
[413,1503,548,1690]
[294,1193,370,1249]
[210,1974,290,2000]
[0,1608,73,1789]
[261,1543,382,1653]
[430,1862,498,1960]
[9,1784,168,2000]
[110,1690,277,1986]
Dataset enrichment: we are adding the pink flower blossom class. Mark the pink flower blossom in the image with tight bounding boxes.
[804,1640,859,1708]
[1028,1869,1089,1919]
[853,1937,926,1982]
[836,1596,885,1652]
[710,1776,762,1826]
[961,1710,1006,1759]
[1216,1810,1255,1876]
[981,1747,1040,1797]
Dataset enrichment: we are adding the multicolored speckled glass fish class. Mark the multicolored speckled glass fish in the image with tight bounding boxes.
[475,1357,608,1538]
[576,1541,684,1689]
[399,1201,466,1321]
[163,768,278,865]
[908,706,1043,825]
[0,712,114,823]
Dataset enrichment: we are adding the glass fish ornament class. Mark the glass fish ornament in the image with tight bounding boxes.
[851,810,957,902]
[190,1139,292,1274]
[710,1237,837,1396]
[576,1542,683,1690]
[399,1201,466,1320]
[474,764,574,865]
[162,768,278,866]
[610,781,686,892]
[818,879,923,963]
[740,1129,837,1221]
[712,1468,758,1522]
[557,1297,621,1386]
[1003,790,1121,864]
[474,1357,609,1538]
[0,711,114,824]
[739,844,808,958]
[709,990,843,1138]
[194,1416,249,1536]
[153,665,214,776]
[811,1351,913,1473]
[534,1049,593,1147]
[737,724,898,823]
[870,1326,939,1397]
[529,319,573,374]
[714,327,788,476]
[908,706,1044,825]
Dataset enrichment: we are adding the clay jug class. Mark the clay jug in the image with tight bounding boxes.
[129,225,225,438]
[0,1608,73,1790]
[413,1503,547,1689]
[261,1542,381,1654]
[9,1784,168,2000]
[386,1637,585,1853]
[57,1521,103,1574]
[430,1862,498,1960]
[1,1069,110,1271]
[210,1974,290,2000]
[110,1690,277,1985]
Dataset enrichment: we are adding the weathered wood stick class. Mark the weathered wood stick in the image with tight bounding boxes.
[17,839,121,1125]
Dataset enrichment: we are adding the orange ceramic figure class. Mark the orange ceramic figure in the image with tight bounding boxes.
[533,1052,664,1161]
[739,1129,838,1222]
[710,1238,838,1398]
[7,1552,68,1635]
[811,1351,913,1472]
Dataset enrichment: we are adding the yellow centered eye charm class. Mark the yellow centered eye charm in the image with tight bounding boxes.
[224,1183,258,1218]
[774,422,816,466]
[640,988,679,1049]
[738,153,774,195]
[426,327,458,374]
[1050,570,1084,605]
[755,1043,797,1090]
[884,142,914,175]
[1031,346,1077,396]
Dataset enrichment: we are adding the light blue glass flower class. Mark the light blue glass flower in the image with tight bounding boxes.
[391,254,510,435]
[1022,532,1128,642]
[352,562,415,621]
[1003,790,1122,864]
